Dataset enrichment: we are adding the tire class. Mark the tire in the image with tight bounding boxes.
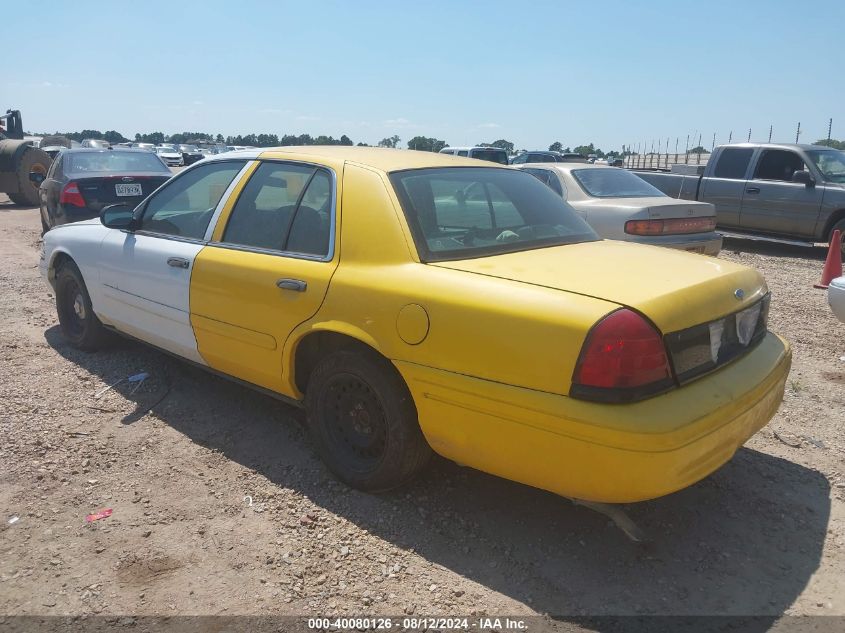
[305,349,432,492]
[54,261,109,351]
[40,212,50,236]
[10,146,51,207]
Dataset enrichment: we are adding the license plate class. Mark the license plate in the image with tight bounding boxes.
[115,183,142,196]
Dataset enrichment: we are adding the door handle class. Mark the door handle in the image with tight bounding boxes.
[746,187,761,194]
[167,257,190,269]
[276,278,307,292]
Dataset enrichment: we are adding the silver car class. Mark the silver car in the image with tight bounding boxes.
[513,163,722,255]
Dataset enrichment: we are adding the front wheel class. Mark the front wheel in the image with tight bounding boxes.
[55,262,109,351]
[305,349,432,492]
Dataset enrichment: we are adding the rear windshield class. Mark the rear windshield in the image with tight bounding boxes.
[390,167,598,262]
[65,151,170,173]
[469,149,509,165]
[571,168,665,198]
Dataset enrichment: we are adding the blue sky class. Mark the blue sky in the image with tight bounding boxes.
[5,0,843,151]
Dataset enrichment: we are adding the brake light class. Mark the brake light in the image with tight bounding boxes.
[571,309,673,403]
[60,182,85,207]
[625,217,716,236]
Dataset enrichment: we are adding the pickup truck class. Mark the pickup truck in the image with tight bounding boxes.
[634,143,845,250]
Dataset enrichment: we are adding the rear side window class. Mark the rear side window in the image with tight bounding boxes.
[457,150,468,157]
[524,168,564,197]
[713,148,753,179]
[222,161,333,258]
[469,149,509,165]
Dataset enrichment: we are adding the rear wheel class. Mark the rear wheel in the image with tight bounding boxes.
[305,349,432,492]
[55,262,109,351]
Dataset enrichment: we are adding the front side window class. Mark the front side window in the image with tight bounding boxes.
[807,149,845,183]
[510,153,528,164]
[222,161,333,257]
[713,148,753,179]
[571,168,665,198]
[139,160,246,239]
[390,167,597,262]
[753,150,806,181]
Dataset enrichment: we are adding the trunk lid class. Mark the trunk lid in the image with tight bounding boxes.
[645,198,715,220]
[432,240,766,333]
[72,173,170,210]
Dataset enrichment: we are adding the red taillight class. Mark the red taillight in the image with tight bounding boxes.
[625,217,716,236]
[60,182,86,207]
[571,309,673,403]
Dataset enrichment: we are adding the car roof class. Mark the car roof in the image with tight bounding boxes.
[720,142,837,152]
[440,146,507,152]
[202,146,510,172]
[60,148,157,155]
[514,163,611,172]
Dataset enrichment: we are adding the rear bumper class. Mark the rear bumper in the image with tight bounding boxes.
[396,332,790,503]
[628,232,723,256]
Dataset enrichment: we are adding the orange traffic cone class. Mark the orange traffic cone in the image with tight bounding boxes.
[814,229,842,289]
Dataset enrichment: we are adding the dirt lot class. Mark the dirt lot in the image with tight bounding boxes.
[1,194,844,629]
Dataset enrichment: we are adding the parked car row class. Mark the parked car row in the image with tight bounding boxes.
[38,146,790,504]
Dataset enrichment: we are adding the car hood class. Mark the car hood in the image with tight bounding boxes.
[431,240,765,333]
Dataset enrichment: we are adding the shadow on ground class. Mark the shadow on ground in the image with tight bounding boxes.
[722,236,828,261]
[46,327,830,628]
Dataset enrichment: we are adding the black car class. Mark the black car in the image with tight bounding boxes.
[30,148,172,234]
[509,151,588,164]
[178,144,205,165]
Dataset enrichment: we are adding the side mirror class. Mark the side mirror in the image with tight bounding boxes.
[100,203,137,230]
[792,170,815,187]
[29,171,46,185]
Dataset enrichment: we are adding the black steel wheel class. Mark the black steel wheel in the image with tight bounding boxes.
[305,349,432,491]
[55,262,109,351]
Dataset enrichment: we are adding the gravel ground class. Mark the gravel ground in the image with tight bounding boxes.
[1,194,843,629]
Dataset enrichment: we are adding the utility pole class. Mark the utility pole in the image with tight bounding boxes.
[747,128,751,142]
[827,118,833,146]
[768,125,773,143]
[711,132,716,152]
[728,130,733,143]
[795,122,801,143]
[684,134,689,164]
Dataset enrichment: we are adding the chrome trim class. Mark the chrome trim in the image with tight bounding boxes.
[202,160,258,242]
[208,159,338,263]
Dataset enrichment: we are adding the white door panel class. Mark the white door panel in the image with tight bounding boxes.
[98,231,205,363]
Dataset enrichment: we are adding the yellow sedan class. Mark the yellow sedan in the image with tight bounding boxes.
[40,147,791,503]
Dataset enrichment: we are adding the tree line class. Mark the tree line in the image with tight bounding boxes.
[46,127,817,156]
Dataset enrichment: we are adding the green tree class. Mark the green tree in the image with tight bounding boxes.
[548,141,563,152]
[814,138,845,149]
[407,136,447,152]
[378,135,401,148]
[689,146,707,154]
[489,139,514,154]
[340,135,353,146]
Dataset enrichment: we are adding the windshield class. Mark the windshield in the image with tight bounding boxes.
[571,168,665,198]
[469,149,509,165]
[65,151,170,173]
[806,149,845,183]
[390,167,598,262]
